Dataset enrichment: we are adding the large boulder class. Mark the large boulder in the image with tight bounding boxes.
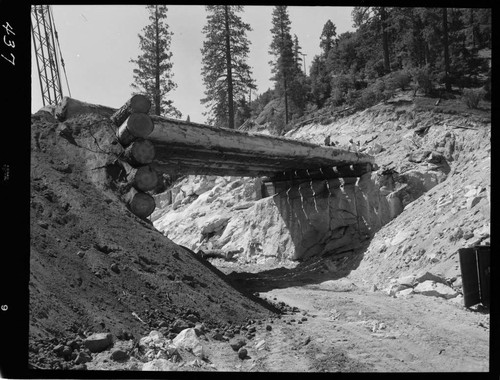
[172,328,206,359]
[229,337,246,351]
[74,351,92,364]
[400,168,447,195]
[83,333,113,353]
[414,271,447,285]
[413,280,458,299]
[199,215,231,235]
[138,330,168,352]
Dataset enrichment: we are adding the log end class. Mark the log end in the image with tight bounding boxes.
[127,113,154,138]
[129,191,156,219]
[129,139,155,165]
[133,166,159,192]
[130,94,152,113]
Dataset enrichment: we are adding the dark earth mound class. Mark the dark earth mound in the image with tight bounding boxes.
[29,110,276,368]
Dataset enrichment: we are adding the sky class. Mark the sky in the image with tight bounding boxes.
[31,5,355,124]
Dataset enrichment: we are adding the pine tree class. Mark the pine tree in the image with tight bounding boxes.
[320,19,337,57]
[201,5,256,129]
[289,34,308,118]
[130,5,180,117]
[310,20,337,109]
[269,6,295,125]
[310,54,331,108]
[352,6,392,74]
[293,34,303,73]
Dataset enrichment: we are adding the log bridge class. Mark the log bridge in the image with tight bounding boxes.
[57,95,378,219]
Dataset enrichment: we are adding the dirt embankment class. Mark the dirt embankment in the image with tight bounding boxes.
[29,110,276,370]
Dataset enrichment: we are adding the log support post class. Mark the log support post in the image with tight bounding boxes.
[112,94,158,219]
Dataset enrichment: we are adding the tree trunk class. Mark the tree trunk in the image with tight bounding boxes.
[122,187,156,219]
[380,7,391,74]
[443,8,451,92]
[279,17,289,126]
[122,138,156,167]
[224,5,235,129]
[470,9,475,49]
[283,75,289,125]
[110,94,151,127]
[154,6,161,116]
[116,113,155,146]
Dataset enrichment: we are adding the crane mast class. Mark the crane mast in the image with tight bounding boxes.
[31,5,64,106]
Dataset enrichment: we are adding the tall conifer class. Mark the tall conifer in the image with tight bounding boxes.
[130,5,180,117]
[201,5,256,128]
[269,6,295,125]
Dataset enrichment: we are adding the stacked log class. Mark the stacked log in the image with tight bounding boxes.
[117,160,159,192]
[122,187,156,220]
[123,138,156,167]
[110,93,152,126]
[116,113,155,146]
[110,94,157,219]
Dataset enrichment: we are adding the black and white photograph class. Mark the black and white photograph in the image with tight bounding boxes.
[0,3,494,377]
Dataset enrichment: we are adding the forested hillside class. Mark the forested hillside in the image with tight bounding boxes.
[241,7,491,134]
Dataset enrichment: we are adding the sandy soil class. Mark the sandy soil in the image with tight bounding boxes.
[221,264,489,372]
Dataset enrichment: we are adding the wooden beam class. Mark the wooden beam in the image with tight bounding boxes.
[153,144,365,172]
[149,159,275,178]
[152,143,374,179]
[153,147,305,174]
[147,115,375,177]
[148,115,374,164]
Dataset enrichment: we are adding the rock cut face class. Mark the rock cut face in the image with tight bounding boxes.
[153,172,392,263]
[264,174,392,261]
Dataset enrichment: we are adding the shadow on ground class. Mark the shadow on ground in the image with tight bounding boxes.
[179,245,282,314]
[225,239,371,294]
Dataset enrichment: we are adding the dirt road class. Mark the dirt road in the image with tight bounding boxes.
[254,281,489,372]
[200,254,490,373]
